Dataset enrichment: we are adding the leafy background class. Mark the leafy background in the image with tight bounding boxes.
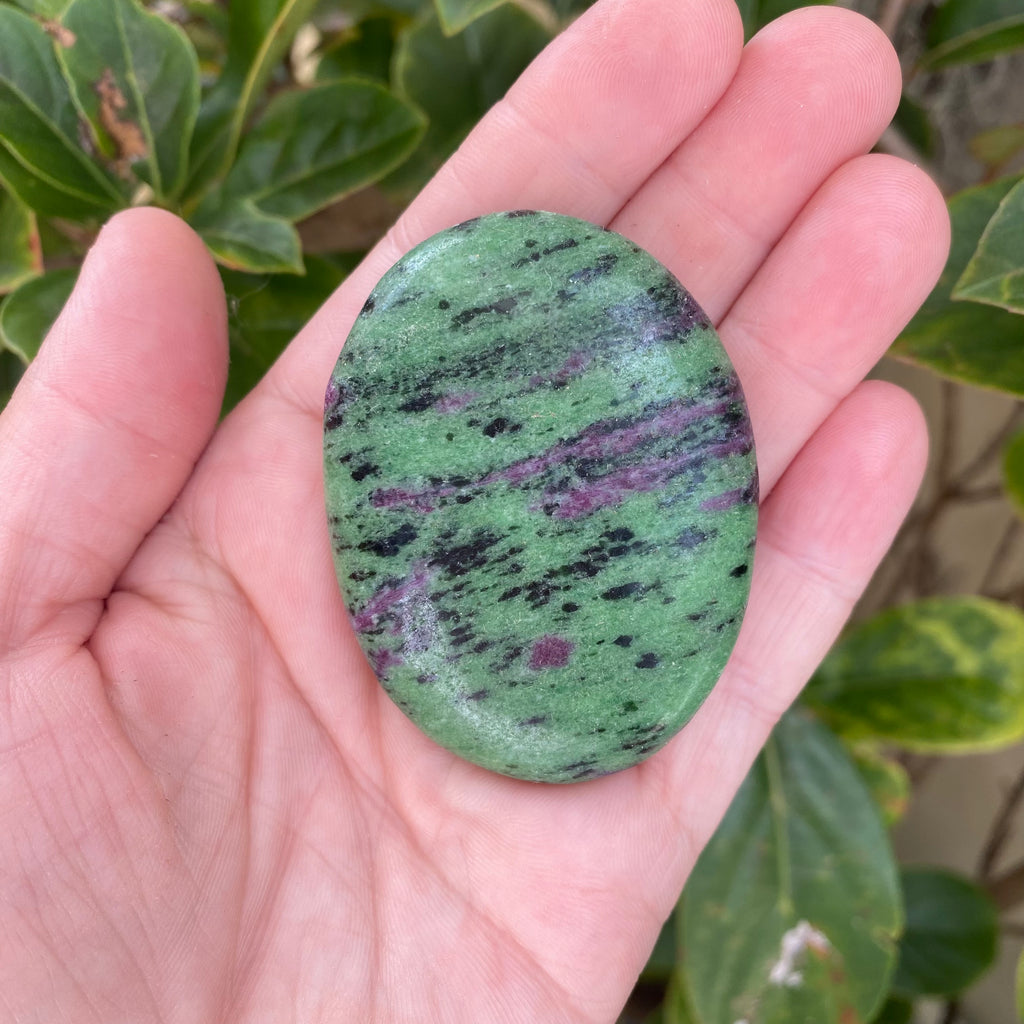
[0,1,1023,1022]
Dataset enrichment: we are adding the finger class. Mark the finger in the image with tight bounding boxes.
[266,0,744,408]
[0,208,228,649]
[613,6,904,322]
[719,153,949,496]
[660,379,928,844]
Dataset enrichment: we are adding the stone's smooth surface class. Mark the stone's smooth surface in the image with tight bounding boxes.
[324,210,758,783]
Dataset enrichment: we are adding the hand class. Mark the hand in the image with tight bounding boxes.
[0,2,948,1021]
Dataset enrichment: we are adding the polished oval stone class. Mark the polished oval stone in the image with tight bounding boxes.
[324,211,757,783]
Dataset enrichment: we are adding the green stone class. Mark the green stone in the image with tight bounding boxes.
[323,211,757,783]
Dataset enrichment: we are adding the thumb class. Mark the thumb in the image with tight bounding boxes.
[0,207,227,650]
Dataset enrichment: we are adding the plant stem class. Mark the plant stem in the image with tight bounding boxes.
[987,859,1024,909]
[978,762,1024,879]
[979,518,1023,596]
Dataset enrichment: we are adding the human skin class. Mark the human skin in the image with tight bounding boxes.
[0,1,948,1022]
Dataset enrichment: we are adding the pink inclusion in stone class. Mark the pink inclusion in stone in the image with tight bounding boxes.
[528,635,575,670]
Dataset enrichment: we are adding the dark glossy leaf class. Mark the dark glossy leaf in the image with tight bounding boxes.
[389,4,550,195]
[891,176,1024,396]
[221,254,347,409]
[191,197,303,274]
[186,0,320,199]
[893,93,935,159]
[849,745,910,827]
[0,267,77,363]
[734,0,833,40]
[870,996,914,1024]
[0,187,41,293]
[640,915,678,985]
[954,177,1024,314]
[0,6,125,219]
[922,0,1024,69]
[1004,430,1024,519]
[891,867,998,997]
[222,80,424,222]
[58,0,200,202]
[806,596,1024,752]
[0,347,25,410]
[682,710,900,1024]
[316,17,395,84]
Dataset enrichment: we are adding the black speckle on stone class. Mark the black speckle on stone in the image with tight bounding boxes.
[519,715,548,727]
[505,209,538,218]
[416,673,437,684]
[568,252,618,286]
[360,295,375,316]
[483,417,512,437]
[348,569,376,582]
[636,652,660,669]
[398,390,440,413]
[451,295,518,328]
[465,689,490,701]
[730,564,749,578]
[525,239,537,248]
[676,527,711,549]
[429,530,500,578]
[358,522,417,558]
[613,635,633,647]
[561,602,580,613]
[621,700,638,714]
[438,299,450,309]
[601,582,642,601]
[687,611,705,622]
[603,527,634,543]
[542,238,578,256]
[498,586,522,602]
[349,462,379,482]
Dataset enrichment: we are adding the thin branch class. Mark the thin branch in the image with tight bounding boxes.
[979,518,1023,595]
[955,403,1024,487]
[986,858,1024,910]
[978,762,1024,879]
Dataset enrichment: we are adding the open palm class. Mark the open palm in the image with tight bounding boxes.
[0,2,948,1021]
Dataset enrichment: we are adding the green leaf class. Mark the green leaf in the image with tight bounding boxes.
[0,6,125,219]
[870,996,914,1024]
[806,596,1024,753]
[1006,430,1024,519]
[970,124,1024,175]
[891,867,998,998]
[0,187,42,293]
[57,0,200,202]
[7,0,69,15]
[191,197,303,274]
[891,176,1024,397]
[221,253,347,409]
[433,0,505,34]
[640,915,678,985]
[1017,947,1024,1021]
[682,710,901,1024]
[954,177,1024,314]
[921,0,1024,70]
[389,3,550,195]
[733,0,833,40]
[849,745,910,828]
[0,267,77,363]
[185,0,320,200]
[316,17,395,84]
[222,80,425,222]
[662,968,701,1024]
